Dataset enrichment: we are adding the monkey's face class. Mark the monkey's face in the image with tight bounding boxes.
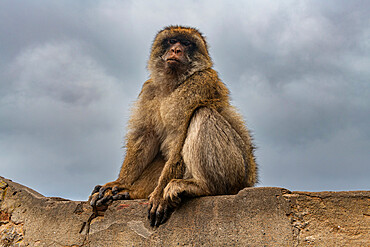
[148,26,213,81]
[161,37,193,72]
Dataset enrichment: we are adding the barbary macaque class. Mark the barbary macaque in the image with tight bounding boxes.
[89,26,258,227]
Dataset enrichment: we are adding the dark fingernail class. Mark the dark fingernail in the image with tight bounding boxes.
[155,211,163,227]
[112,186,118,194]
[150,213,155,226]
[99,186,111,197]
[90,197,97,207]
[147,204,153,219]
[92,185,101,195]
[112,194,123,200]
[97,195,112,206]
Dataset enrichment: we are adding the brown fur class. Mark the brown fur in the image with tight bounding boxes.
[89,26,257,226]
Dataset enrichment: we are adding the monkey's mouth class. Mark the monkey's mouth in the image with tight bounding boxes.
[166,58,180,63]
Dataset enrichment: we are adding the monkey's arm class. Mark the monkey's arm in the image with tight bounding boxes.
[89,129,160,209]
[89,83,160,209]
[148,146,186,226]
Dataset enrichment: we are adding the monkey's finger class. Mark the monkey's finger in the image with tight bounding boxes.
[91,185,102,196]
[112,186,122,195]
[96,194,113,207]
[112,191,130,200]
[96,187,113,205]
[89,193,99,207]
[98,186,112,198]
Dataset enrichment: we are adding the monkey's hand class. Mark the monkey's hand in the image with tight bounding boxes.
[89,181,130,211]
[148,190,175,227]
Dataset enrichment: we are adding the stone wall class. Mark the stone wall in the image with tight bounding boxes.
[0,176,369,246]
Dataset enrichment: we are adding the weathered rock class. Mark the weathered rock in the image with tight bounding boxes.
[0,176,369,246]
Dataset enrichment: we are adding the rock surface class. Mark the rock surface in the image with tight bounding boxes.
[0,176,369,246]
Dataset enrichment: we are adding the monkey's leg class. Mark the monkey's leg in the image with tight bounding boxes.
[152,108,246,224]
[149,107,248,226]
[181,107,248,195]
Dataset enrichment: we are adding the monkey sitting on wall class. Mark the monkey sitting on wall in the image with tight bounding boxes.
[89,26,258,227]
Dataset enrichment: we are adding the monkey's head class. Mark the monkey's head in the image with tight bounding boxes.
[148,26,213,84]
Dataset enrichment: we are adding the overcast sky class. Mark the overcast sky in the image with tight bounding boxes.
[0,0,369,200]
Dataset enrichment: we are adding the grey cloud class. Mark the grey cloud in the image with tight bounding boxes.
[0,0,369,200]
[0,33,129,200]
[10,41,109,104]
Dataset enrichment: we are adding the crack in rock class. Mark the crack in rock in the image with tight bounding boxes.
[127,220,153,239]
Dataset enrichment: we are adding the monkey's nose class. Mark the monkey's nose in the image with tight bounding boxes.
[171,44,183,54]
[171,48,182,54]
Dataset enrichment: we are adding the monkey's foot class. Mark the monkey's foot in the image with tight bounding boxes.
[89,182,130,211]
[148,193,175,227]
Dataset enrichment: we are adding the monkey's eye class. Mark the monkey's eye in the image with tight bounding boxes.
[182,40,191,46]
[169,39,177,44]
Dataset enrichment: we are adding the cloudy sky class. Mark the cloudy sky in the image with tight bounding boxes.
[1,0,369,200]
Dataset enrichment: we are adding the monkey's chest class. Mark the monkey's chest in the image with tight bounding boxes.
[158,95,190,131]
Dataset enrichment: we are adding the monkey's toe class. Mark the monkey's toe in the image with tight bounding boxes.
[148,200,173,227]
